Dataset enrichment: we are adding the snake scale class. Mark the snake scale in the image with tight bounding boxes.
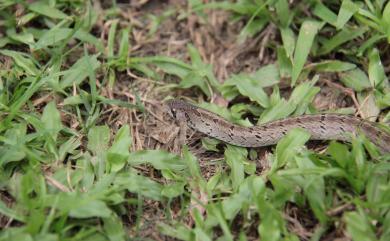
[167,99,390,154]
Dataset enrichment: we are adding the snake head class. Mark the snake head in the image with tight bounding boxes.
[166,99,185,120]
[166,99,196,122]
[166,100,177,119]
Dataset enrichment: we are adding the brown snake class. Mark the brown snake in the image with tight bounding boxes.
[167,99,390,154]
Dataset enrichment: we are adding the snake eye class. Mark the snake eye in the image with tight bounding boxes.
[169,108,177,119]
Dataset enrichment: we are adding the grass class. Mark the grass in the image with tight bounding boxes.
[0,0,390,240]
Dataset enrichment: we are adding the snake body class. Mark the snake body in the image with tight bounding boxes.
[167,100,390,153]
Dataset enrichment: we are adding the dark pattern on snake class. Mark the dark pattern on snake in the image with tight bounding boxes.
[167,99,390,153]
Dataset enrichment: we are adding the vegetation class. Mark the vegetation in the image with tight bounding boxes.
[0,0,389,240]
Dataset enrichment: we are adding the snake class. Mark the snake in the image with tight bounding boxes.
[166,99,390,154]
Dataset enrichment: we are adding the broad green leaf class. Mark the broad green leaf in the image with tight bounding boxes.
[239,18,268,43]
[182,44,221,93]
[4,75,51,129]
[336,0,359,29]
[148,57,191,78]
[107,125,132,172]
[358,92,380,121]
[349,136,367,192]
[384,2,390,26]
[128,150,186,171]
[50,192,112,219]
[188,44,203,68]
[305,177,327,223]
[0,200,25,222]
[127,62,159,79]
[288,77,320,115]
[340,68,371,91]
[225,73,269,108]
[179,71,211,97]
[275,0,290,27]
[235,0,268,43]
[69,199,111,218]
[224,145,247,191]
[88,174,116,195]
[0,37,11,48]
[194,227,212,241]
[136,55,191,69]
[366,167,388,205]
[274,128,311,170]
[18,12,37,26]
[220,84,240,101]
[28,2,68,19]
[291,20,322,85]
[5,76,52,125]
[313,3,337,26]
[251,64,280,87]
[232,104,258,121]
[60,55,100,89]
[97,95,139,109]
[158,223,193,240]
[0,228,33,241]
[368,48,388,89]
[260,78,319,123]
[6,29,35,45]
[277,46,292,78]
[0,50,39,76]
[63,95,83,106]
[103,215,126,241]
[201,137,220,152]
[107,19,119,58]
[378,92,390,108]
[207,204,233,241]
[277,167,346,179]
[295,155,327,223]
[280,28,295,58]
[35,28,73,49]
[255,180,283,241]
[381,212,390,241]
[357,34,385,56]
[309,60,356,72]
[0,124,27,165]
[75,30,104,52]
[222,64,279,105]
[361,134,383,158]
[318,26,367,55]
[197,1,259,15]
[26,209,45,233]
[182,146,204,182]
[344,211,377,241]
[258,99,295,124]
[34,234,59,241]
[161,182,185,198]
[118,28,130,59]
[384,111,390,122]
[221,176,265,221]
[258,205,282,241]
[327,141,351,168]
[114,171,163,201]
[268,174,296,207]
[41,102,62,141]
[87,126,110,155]
[269,86,282,105]
[75,158,95,190]
[384,2,390,41]
[198,102,253,127]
